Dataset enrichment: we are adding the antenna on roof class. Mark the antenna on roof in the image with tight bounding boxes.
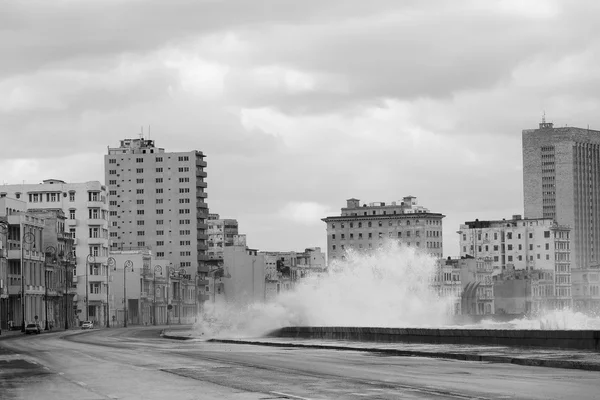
[140,126,144,140]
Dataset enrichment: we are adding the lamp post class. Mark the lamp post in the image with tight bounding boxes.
[194,273,201,323]
[153,265,162,326]
[166,266,174,326]
[178,268,186,325]
[123,260,133,327]
[0,221,7,335]
[107,257,116,328]
[44,246,56,331]
[85,254,95,322]
[21,229,35,332]
[65,253,72,330]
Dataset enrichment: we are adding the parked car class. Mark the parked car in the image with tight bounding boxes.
[24,323,41,335]
[81,321,94,329]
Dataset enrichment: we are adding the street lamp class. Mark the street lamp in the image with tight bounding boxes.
[166,266,175,326]
[123,260,133,327]
[65,252,73,330]
[85,254,95,322]
[21,230,35,332]
[178,268,186,325]
[0,221,7,335]
[44,246,56,331]
[153,265,162,326]
[107,257,116,328]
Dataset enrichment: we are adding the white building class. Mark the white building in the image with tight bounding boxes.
[458,215,572,308]
[0,180,109,326]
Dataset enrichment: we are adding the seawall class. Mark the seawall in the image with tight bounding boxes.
[270,327,600,351]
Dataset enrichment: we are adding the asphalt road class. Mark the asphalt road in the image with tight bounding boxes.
[0,327,599,400]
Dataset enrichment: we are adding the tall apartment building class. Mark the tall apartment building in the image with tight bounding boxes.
[458,215,572,308]
[104,138,209,278]
[523,121,600,270]
[322,196,445,263]
[207,214,238,262]
[0,180,109,325]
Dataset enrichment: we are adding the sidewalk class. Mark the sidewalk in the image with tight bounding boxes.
[161,330,600,372]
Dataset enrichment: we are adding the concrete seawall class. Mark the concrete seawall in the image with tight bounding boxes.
[271,327,600,351]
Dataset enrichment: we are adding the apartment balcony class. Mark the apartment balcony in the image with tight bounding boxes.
[196,171,207,178]
[67,219,78,227]
[196,159,207,168]
[86,201,105,209]
[87,218,106,226]
[87,237,107,246]
[197,223,208,230]
[7,249,20,260]
[197,233,208,241]
[196,202,208,209]
[196,192,208,199]
[26,285,45,295]
[88,293,107,303]
[196,180,207,189]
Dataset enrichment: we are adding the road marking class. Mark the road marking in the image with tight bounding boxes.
[270,391,312,400]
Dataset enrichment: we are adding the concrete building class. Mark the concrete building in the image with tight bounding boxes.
[432,259,462,315]
[104,138,209,280]
[207,214,238,262]
[322,197,445,263]
[523,121,600,271]
[0,197,46,330]
[572,264,600,311]
[494,268,556,315]
[30,209,76,330]
[0,180,110,324]
[458,216,572,308]
[222,243,265,305]
[0,216,7,332]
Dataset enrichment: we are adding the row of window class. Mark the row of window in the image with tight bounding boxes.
[332,240,440,251]
[331,220,440,229]
[109,155,190,164]
[333,231,430,240]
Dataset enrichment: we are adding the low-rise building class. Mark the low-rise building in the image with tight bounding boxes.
[207,214,239,262]
[323,197,445,263]
[571,265,600,312]
[458,215,572,308]
[493,268,556,315]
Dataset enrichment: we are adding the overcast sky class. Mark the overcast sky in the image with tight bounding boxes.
[1,0,599,256]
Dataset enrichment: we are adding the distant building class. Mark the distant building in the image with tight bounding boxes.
[571,264,600,312]
[522,122,600,270]
[322,197,445,263]
[222,243,265,305]
[0,180,110,323]
[494,268,556,315]
[104,138,209,277]
[458,215,571,308]
[207,214,238,261]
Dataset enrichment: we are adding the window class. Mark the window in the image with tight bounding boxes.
[369,233,372,239]
[110,232,118,237]
[156,209,163,214]
[69,209,76,219]
[156,157,163,162]
[88,208,100,219]
[109,190,117,195]
[178,167,190,172]
[156,188,163,194]
[137,231,145,236]
[136,200,144,205]
[136,157,143,163]
[109,211,117,216]
[137,242,145,247]
[89,227,99,238]
[109,200,117,206]
[156,241,164,246]
[136,168,143,173]
[137,210,144,215]
[156,178,163,183]
[332,245,336,250]
[179,209,190,214]
[494,256,499,261]
[545,243,550,250]
[157,230,164,235]
[137,221,144,226]
[507,232,512,239]
[179,219,191,224]
[508,256,513,262]
[341,234,345,240]
[358,233,363,239]
[178,156,189,161]
[109,159,116,164]
[108,180,116,185]
[544,231,550,238]
[156,199,163,204]
[546,254,550,260]
[109,170,116,175]
[157,252,164,257]
[179,241,191,246]
[136,189,144,194]
[508,244,513,250]
[179,177,190,183]
[180,251,191,256]
[179,188,190,193]
[179,198,190,204]
[136,179,144,184]
[529,244,533,250]
[358,222,362,228]
[156,220,163,225]
[156,168,163,173]
[494,245,498,251]
[350,233,354,239]
[179,230,191,235]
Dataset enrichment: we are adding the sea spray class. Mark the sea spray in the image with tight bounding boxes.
[194,242,457,338]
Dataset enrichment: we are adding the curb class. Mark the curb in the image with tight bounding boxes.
[207,339,600,372]
[160,330,194,341]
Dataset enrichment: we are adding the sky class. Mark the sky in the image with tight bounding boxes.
[2,0,600,257]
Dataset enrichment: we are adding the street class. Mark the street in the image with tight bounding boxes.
[0,327,599,400]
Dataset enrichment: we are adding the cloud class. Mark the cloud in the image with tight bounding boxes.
[279,202,336,226]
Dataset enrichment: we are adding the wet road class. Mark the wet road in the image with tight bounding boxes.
[0,327,598,399]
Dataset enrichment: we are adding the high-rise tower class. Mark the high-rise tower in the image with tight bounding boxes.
[104,138,209,275]
[522,121,600,270]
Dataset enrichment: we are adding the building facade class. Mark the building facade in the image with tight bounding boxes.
[523,122,600,271]
[104,138,209,279]
[207,214,238,262]
[458,216,572,308]
[571,264,600,311]
[0,197,46,329]
[0,180,110,325]
[322,197,445,262]
[494,268,556,315]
